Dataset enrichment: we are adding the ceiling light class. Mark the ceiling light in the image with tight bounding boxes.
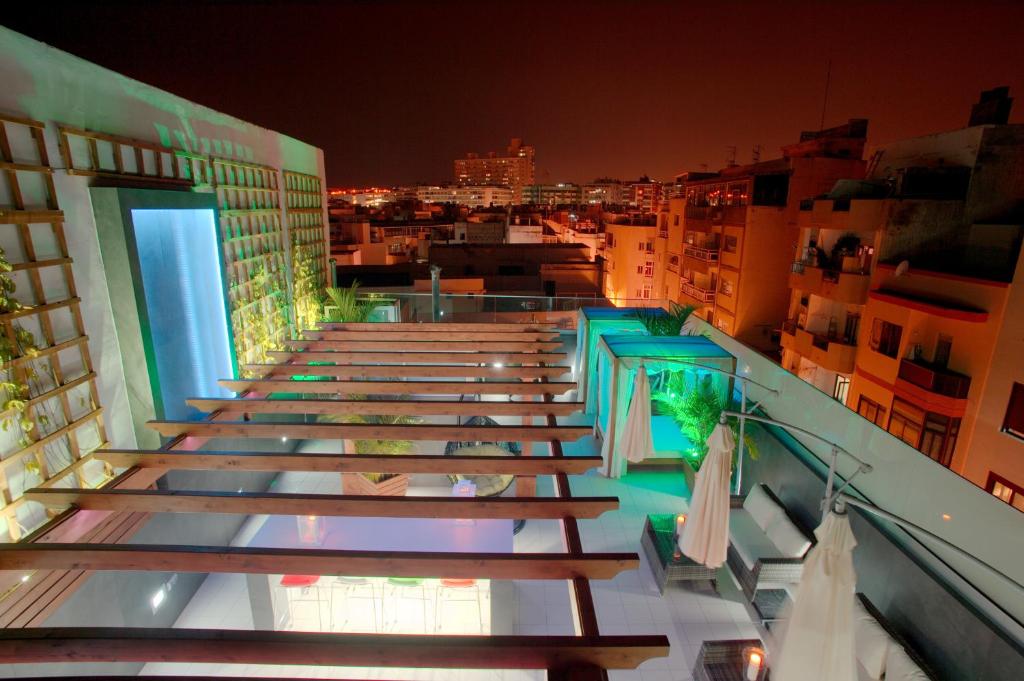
[151,588,166,611]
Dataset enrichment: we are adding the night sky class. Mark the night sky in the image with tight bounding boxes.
[4,1,1024,187]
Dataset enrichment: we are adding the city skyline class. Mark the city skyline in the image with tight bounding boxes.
[5,1,1024,187]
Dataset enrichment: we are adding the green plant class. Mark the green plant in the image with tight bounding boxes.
[324,280,374,323]
[291,244,326,336]
[652,371,758,469]
[636,303,697,336]
[324,395,421,482]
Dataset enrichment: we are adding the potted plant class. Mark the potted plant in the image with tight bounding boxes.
[652,372,758,491]
[831,233,862,273]
[635,303,697,336]
[323,280,374,323]
[324,395,421,495]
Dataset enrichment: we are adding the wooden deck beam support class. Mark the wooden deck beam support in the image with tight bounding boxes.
[263,350,566,364]
[302,330,560,342]
[93,450,603,475]
[24,488,618,520]
[276,340,562,352]
[0,544,638,580]
[185,397,583,417]
[317,322,559,332]
[146,420,592,441]
[242,364,570,379]
[219,379,576,396]
[0,628,668,670]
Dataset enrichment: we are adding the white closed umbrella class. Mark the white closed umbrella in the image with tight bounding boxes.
[618,364,654,464]
[772,510,858,681]
[679,422,733,567]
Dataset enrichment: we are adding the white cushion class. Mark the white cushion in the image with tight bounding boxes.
[728,509,784,570]
[853,606,892,680]
[765,516,812,558]
[856,660,877,681]
[743,485,783,531]
[885,644,930,681]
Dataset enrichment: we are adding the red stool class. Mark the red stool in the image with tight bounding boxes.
[279,574,327,630]
[434,578,483,633]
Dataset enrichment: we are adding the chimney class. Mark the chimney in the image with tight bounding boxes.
[969,86,1013,126]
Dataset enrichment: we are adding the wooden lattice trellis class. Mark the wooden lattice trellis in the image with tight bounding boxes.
[213,158,290,373]
[0,115,109,541]
[57,125,193,188]
[283,170,328,334]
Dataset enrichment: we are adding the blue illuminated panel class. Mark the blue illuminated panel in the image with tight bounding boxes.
[131,209,233,420]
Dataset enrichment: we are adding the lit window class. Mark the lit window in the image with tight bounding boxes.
[988,474,1024,512]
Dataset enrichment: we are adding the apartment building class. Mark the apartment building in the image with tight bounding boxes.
[677,120,868,351]
[581,178,626,205]
[413,184,515,207]
[804,90,1024,500]
[520,182,582,206]
[602,216,658,303]
[627,176,663,213]
[453,137,535,196]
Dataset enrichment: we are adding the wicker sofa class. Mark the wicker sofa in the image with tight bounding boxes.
[854,593,938,680]
[726,483,815,600]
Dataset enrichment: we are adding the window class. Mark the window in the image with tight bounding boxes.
[643,261,654,277]
[723,235,738,253]
[888,398,959,467]
[638,242,645,252]
[1002,382,1024,440]
[987,473,1024,512]
[869,319,902,358]
[833,376,850,404]
[719,278,734,297]
[606,233,614,247]
[857,396,886,426]
[673,215,680,226]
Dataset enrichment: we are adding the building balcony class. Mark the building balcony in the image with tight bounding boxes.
[780,322,856,374]
[895,358,971,416]
[789,262,870,304]
[683,244,720,263]
[722,204,748,225]
[680,280,716,304]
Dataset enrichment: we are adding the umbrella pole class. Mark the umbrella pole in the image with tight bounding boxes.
[735,381,747,495]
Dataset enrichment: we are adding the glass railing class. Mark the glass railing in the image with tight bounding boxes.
[700,319,1024,636]
[361,291,667,329]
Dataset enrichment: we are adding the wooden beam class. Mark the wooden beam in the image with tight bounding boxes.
[185,397,583,417]
[263,350,566,364]
[220,379,576,396]
[146,420,593,442]
[0,628,669,670]
[24,488,618,519]
[242,364,569,379]
[318,322,559,332]
[302,330,560,342]
[0,545,638,580]
[93,450,604,475]
[276,340,561,352]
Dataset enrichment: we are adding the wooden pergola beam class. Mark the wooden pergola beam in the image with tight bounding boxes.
[219,379,575,396]
[147,420,593,441]
[24,488,618,519]
[94,450,604,475]
[263,350,567,364]
[0,545,639,580]
[242,363,569,379]
[185,397,583,417]
[0,628,669,670]
[302,330,560,342]
[318,322,559,332]
[276,340,562,352]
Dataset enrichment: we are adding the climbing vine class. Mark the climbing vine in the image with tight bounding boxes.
[292,244,325,337]
[236,263,289,376]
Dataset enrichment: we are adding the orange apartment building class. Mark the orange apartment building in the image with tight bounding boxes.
[785,89,1024,503]
[601,216,659,304]
[673,121,869,351]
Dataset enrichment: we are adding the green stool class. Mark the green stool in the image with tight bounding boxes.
[384,577,428,632]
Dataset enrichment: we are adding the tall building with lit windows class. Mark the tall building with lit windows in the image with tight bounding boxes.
[453,138,535,197]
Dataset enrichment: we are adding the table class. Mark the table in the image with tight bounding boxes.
[641,514,717,593]
[245,514,513,632]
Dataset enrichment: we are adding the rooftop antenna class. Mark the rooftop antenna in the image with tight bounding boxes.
[819,59,832,130]
[752,144,762,163]
[726,146,737,167]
